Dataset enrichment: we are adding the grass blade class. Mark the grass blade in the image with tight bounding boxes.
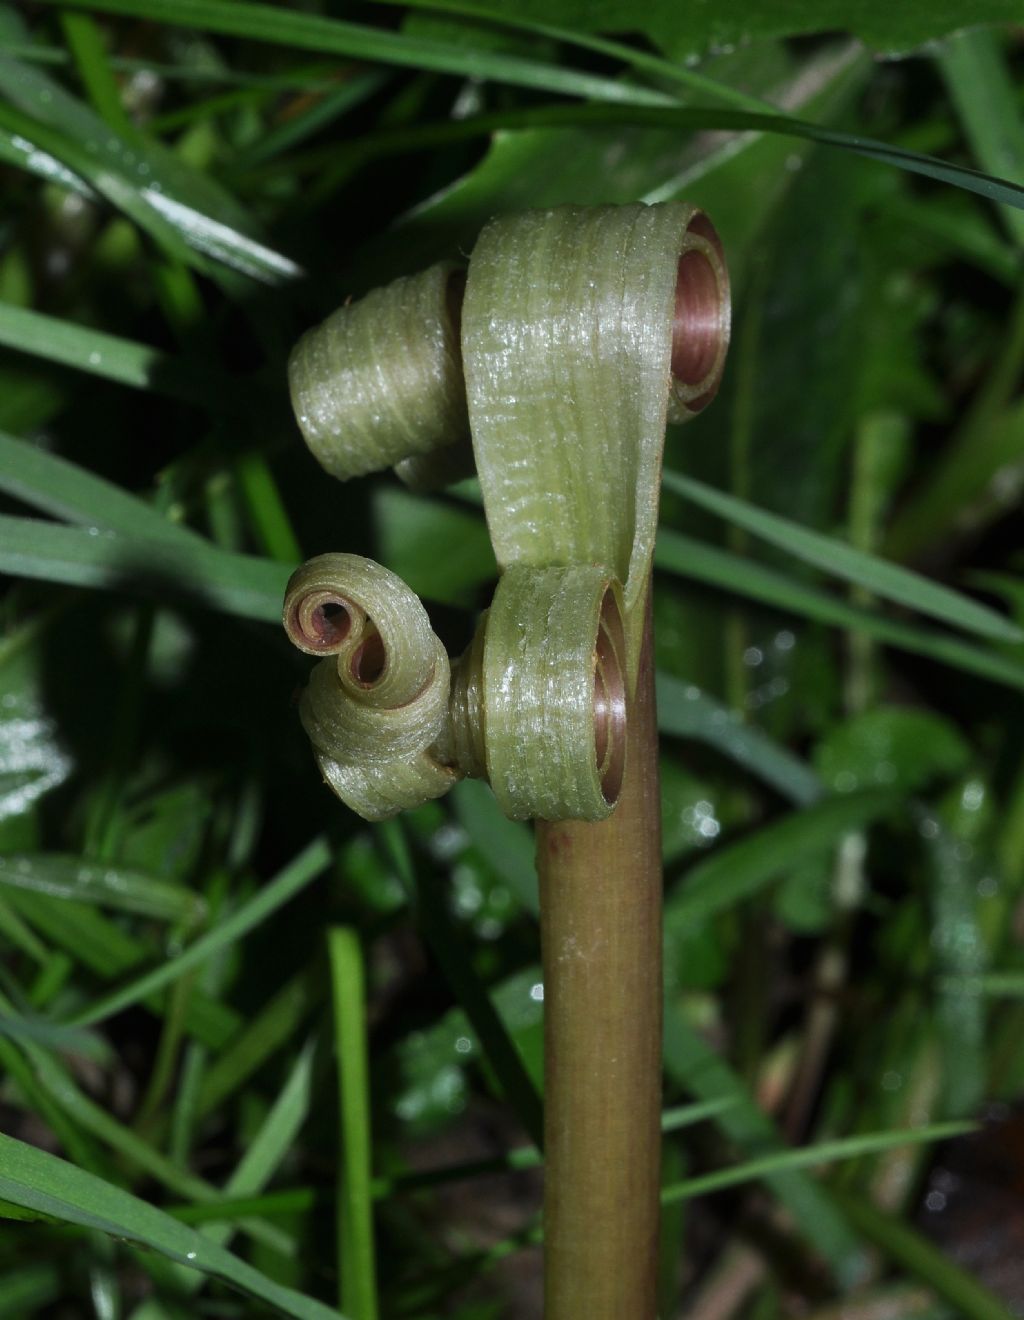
[0,432,205,548]
[3,40,342,92]
[0,517,290,624]
[661,1121,974,1205]
[369,0,774,114]
[0,46,301,284]
[253,99,1024,217]
[40,0,677,108]
[166,1101,739,1227]
[222,1041,315,1201]
[0,855,204,923]
[0,1032,106,1176]
[3,888,239,1051]
[0,99,200,279]
[666,790,896,926]
[0,1002,213,1206]
[937,28,1024,245]
[59,11,135,135]
[656,673,823,807]
[0,302,216,403]
[834,1188,1016,1320]
[5,888,160,978]
[661,468,1021,643]
[230,69,391,169]
[5,509,1022,698]
[171,1041,315,1287]
[64,837,332,1029]
[0,1133,340,1320]
[455,481,1024,685]
[195,968,322,1119]
[328,929,379,1320]
[0,895,50,965]
[167,1188,322,1224]
[235,452,304,564]
[655,531,1024,692]
[17,3,1024,213]
[662,1014,863,1277]
[166,1103,741,1224]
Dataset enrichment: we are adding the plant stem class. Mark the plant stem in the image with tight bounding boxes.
[536,586,662,1319]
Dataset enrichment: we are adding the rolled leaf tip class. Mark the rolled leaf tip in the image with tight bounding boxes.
[284,202,730,824]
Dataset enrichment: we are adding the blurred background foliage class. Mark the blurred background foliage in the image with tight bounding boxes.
[1,2,1024,1317]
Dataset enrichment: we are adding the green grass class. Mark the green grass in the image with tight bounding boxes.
[1,5,1024,1318]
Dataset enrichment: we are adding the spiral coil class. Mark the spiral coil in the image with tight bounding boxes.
[284,203,729,823]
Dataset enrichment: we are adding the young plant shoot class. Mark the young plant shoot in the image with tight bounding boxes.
[284,201,730,1317]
